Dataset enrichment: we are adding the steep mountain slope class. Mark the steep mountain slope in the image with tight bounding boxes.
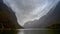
[0,0,23,29]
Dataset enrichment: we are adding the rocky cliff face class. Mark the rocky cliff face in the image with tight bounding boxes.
[0,0,23,29]
[24,1,60,29]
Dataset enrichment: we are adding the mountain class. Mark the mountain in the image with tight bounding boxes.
[0,0,23,29]
[24,1,60,29]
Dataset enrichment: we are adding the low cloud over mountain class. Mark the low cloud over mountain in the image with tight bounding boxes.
[24,1,60,29]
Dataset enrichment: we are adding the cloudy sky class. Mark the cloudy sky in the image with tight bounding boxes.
[3,0,59,26]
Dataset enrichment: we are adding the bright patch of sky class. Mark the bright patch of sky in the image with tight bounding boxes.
[3,0,60,26]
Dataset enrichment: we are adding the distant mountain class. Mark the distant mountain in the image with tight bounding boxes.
[24,1,60,29]
[0,0,23,29]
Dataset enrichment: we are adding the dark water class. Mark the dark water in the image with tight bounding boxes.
[0,29,60,34]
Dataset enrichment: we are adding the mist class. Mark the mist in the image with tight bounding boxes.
[3,0,60,26]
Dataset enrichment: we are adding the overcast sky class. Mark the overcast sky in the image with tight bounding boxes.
[3,0,59,26]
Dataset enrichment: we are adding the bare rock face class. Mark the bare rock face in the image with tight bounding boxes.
[0,0,23,29]
[24,1,60,29]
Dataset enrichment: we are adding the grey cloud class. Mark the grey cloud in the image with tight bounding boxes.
[3,0,60,26]
[24,1,60,28]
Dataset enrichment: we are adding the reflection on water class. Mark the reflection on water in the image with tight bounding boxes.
[0,30,18,34]
[0,29,60,34]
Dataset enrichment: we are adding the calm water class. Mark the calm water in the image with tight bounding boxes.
[0,29,59,34]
